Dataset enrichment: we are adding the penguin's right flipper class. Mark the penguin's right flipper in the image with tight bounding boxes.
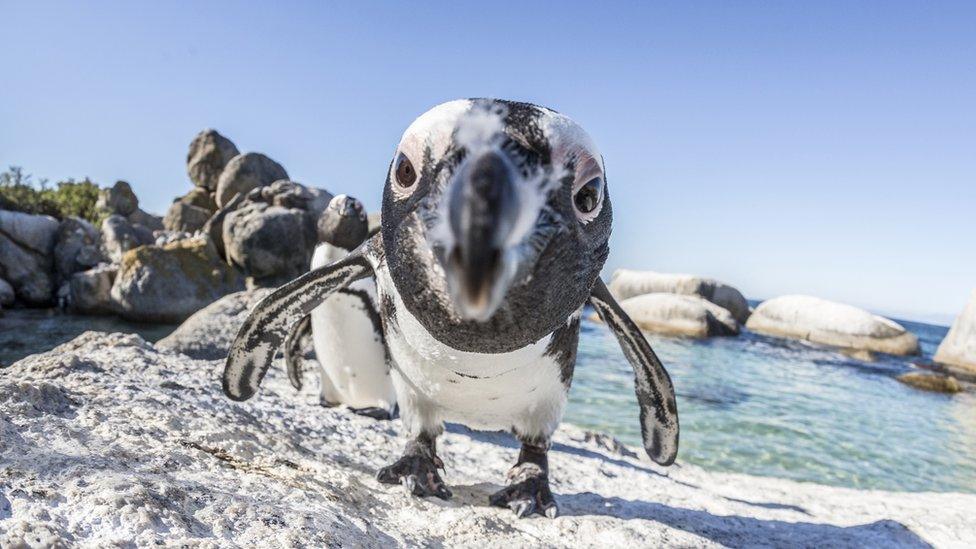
[589,278,679,466]
[223,248,373,402]
[283,314,312,391]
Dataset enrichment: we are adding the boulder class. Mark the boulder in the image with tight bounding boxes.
[101,215,154,262]
[96,180,138,217]
[156,288,273,360]
[187,129,239,191]
[220,181,332,284]
[67,264,118,315]
[614,293,739,338]
[745,295,919,355]
[180,187,218,213]
[127,208,164,232]
[934,290,976,380]
[53,217,103,280]
[0,277,14,306]
[214,152,288,208]
[0,210,59,304]
[896,372,962,394]
[110,236,244,323]
[163,201,211,234]
[223,203,315,284]
[608,270,751,324]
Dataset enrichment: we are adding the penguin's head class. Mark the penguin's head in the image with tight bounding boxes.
[381,99,612,353]
[318,194,369,251]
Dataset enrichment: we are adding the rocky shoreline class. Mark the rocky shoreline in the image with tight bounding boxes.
[2,331,974,547]
[1,129,334,325]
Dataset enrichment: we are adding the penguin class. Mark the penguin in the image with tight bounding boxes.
[283,194,397,420]
[223,99,679,519]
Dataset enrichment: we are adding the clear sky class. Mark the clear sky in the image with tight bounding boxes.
[2,1,973,324]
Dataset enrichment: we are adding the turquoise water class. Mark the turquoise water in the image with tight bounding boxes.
[3,308,974,493]
[568,314,976,494]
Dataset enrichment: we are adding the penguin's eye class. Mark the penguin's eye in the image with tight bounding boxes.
[573,177,604,218]
[395,153,417,188]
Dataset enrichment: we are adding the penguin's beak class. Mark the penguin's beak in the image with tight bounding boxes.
[443,150,520,321]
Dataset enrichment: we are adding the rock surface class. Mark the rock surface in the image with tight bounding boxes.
[0,210,59,304]
[608,270,751,324]
[96,180,139,217]
[101,214,154,262]
[896,372,962,394]
[67,264,118,315]
[214,152,288,208]
[187,129,240,191]
[1,331,973,547]
[180,187,219,213]
[163,200,212,234]
[110,236,244,323]
[746,295,920,355]
[127,207,165,232]
[616,293,739,338]
[156,288,273,360]
[0,277,13,306]
[222,181,331,284]
[934,290,976,380]
[53,217,103,280]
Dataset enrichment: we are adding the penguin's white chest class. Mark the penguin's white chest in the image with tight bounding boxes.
[310,245,395,411]
[373,263,569,436]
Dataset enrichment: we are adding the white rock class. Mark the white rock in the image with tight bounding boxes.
[609,269,751,324]
[935,290,976,379]
[746,295,919,355]
[617,293,739,337]
[2,331,972,547]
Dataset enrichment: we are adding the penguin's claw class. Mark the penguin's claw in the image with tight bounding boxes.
[377,454,452,500]
[489,464,558,519]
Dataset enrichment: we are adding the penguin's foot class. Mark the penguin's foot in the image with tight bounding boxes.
[376,452,451,499]
[349,406,393,420]
[489,462,558,519]
[318,397,339,408]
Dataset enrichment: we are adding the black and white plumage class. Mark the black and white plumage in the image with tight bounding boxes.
[223,99,679,519]
[283,195,396,419]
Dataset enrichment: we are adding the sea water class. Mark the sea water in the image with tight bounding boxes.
[568,315,976,494]
[2,308,973,493]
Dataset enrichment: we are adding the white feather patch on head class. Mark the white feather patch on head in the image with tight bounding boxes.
[454,102,507,153]
[391,100,472,192]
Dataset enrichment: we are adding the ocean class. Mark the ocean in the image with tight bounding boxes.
[2,306,973,494]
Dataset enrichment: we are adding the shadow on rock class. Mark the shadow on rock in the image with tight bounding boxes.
[558,492,931,548]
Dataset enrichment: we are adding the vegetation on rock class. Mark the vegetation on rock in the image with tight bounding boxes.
[0,166,103,224]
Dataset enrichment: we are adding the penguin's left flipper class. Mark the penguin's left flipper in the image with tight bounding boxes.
[589,279,680,466]
[222,249,373,402]
[283,314,312,391]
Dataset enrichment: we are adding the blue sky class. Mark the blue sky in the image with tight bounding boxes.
[2,1,973,323]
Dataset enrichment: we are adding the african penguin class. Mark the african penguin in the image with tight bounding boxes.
[283,194,396,419]
[224,99,679,519]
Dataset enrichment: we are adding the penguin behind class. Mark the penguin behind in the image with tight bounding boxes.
[284,194,396,420]
[225,100,679,518]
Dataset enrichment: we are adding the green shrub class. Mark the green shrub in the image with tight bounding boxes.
[0,166,104,224]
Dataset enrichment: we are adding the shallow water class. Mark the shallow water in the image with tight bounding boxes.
[2,307,973,493]
[0,309,175,367]
[568,315,976,494]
